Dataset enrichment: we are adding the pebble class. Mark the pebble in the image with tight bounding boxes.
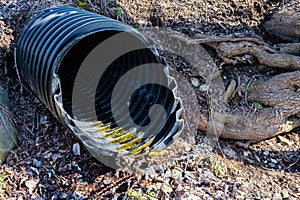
[270,158,278,164]
[190,77,200,87]
[278,136,294,146]
[243,151,251,157]
[269,163,276,168]
[72,143,80,156]
[25,179,38,194]
[103,178,112,185]
[59,193,68,199]
[282,189,289,199]
[263,151,269,156]
[138,20,147,25]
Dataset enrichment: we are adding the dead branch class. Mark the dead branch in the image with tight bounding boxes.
[217,41,300,70]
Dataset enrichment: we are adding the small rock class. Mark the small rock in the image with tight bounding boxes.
[0,87,17,162]
[59,193,68,199]
[282,189,289,199]
[164,169,171,177]
[72,143,80,156]
[224,79,237,102]
[103,178,112,185]
[243,151,251,157]
[138,20,147,25]
[117,193,127,200]
[153,177,164,183]
[197,180,211,187]
[25,179,39,194]
[278,136,294,146]
[270,158,278,164]
[252,190,260,200]
[269,163,276,168]
[263,151,269,156]
[182,177,189,183]
[190,77,200,87]
[234,141,250,149]
[235,182,241,188]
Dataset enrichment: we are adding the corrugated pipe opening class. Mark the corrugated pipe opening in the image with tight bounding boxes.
[16,6,183,167]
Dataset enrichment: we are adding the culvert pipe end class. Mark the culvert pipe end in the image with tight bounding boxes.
[16,6,183,169]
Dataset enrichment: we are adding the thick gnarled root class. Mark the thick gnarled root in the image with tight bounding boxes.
[217,41,300,70]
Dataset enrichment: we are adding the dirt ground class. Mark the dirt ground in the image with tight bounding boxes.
[0,0,299,199]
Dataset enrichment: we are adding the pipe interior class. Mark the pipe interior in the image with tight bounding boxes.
[57,31,162,128]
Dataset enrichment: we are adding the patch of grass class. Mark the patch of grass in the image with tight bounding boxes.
[251,101,263,110]
[0,172,10,193]
[77,0,89,10]
[207,100,215,108]
[203,157,227,177]
[116,7,124,17]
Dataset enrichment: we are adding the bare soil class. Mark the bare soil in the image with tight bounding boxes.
[0,0,299,199]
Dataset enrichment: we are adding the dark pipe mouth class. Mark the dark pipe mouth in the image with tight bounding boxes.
[58,30,121,118]
[56,30,183,155]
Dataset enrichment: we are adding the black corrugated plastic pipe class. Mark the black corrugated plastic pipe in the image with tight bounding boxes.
[16,6,183,167]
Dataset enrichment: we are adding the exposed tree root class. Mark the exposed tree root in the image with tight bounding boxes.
[277,42,300,55]
[198,71,300,141]
[262,2,300,42]
[193,35,300,141]
[217,41,300,70]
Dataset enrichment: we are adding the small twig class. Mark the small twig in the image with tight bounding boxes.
[188,73,203,77]
[94,174,136,196]
[237,76,243,97]
[13,48,23,94]
[31,106,37,132]
[282,156,300,171]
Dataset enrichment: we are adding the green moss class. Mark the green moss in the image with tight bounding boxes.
[251,101,263,110]
[0,172,10,193]
[78,0,89,10]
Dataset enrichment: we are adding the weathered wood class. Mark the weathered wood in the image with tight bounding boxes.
[262,4,300,42]
[198,71,300,141]
[277,42,300,55]
[217,41,300,70]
